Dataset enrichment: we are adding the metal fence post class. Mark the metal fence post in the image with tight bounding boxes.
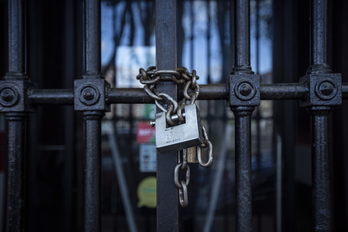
[0,0,32,231]
[1,0,348,231]
[299,0,342,231]
[155,0,179,231]
[229,1,260,231]
[73,0,109,231]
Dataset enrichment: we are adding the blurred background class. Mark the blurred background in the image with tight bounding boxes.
[0,0,348,231]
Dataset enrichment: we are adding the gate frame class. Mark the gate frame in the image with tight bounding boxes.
[0,0,343,231]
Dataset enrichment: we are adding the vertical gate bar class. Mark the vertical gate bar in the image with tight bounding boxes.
[190,0,194,69]
[206,0,211,84]
[84,112,103,232]
[311,0,327,66]
[234,0,251,71]
[8,0,25,75]
[254,1,262,230]
[5,114,27,232]
[155,0,179,231]
[311,109,332,231]
[309,0,332,231]
[85,0,101,74]
[233,108,253,232]
[5,0,27,231]
[232,1,254,232]
[83,0,103,231]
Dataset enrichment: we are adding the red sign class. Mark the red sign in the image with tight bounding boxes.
[137,122,155,144]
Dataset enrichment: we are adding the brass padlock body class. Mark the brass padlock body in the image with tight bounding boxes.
[187,147,198,163]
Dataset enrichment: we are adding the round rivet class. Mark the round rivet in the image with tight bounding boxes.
[1,89,14,102]
[82,88,95,101]
[79,86,100,105]
[0,87,19,107]
[315,80,337,100]
[235,81,256,101]
[319,81,334,96]
[239,83,253,96]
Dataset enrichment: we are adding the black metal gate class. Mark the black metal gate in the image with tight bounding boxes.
[0,0,344,231]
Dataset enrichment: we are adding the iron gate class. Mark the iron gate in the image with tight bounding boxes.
[0,0,344,231]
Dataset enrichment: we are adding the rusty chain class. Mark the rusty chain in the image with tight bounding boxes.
[137,66,213,207]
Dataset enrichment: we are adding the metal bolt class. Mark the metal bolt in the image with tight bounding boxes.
[79,85,100,106]
[318,81,334,96]
[238,82,253,96]
[315,80,337,101]
[82,87,95,101]
[0,88,15,102]
[234,81,256,101]
[0,87,18,107]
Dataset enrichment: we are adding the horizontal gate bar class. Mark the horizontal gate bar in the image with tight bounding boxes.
[260,83,308,100]
[29,89,74,105]
[29,83,348,105]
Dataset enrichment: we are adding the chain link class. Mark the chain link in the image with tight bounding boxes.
[136,67,200,114]
[174,150,190,207]
[137,66,214,207]
[198,126,213,167]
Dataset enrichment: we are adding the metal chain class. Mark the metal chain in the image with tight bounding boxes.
[137,66,214,207]
[174,149,190,207]
[198,126,213,167]
[136,67,200,118]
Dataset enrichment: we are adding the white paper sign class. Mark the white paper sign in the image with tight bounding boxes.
[139,144,156,172]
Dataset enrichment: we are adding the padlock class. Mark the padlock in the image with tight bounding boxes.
[155,104,203,153]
